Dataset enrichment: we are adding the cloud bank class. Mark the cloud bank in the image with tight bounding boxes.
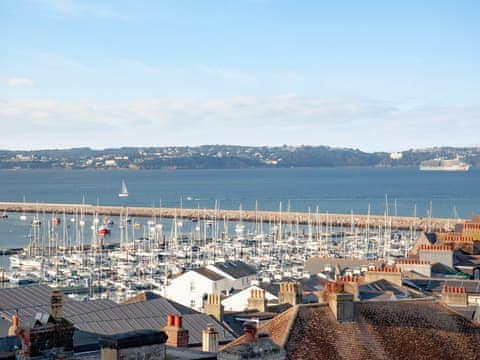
[7,78,34,88]
[0,96,478,151]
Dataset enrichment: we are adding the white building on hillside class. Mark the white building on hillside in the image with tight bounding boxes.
[165,261,257,312]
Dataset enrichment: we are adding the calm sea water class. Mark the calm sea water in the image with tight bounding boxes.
[0,167,478,248]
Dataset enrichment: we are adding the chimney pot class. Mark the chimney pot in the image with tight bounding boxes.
[174,315,183,328]
[167,314,175,326]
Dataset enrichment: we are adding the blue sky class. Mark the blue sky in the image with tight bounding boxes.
[1,0,479,150]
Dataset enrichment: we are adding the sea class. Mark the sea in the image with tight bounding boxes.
[0,167,478,249]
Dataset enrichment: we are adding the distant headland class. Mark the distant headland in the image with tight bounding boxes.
[0,145,478,170]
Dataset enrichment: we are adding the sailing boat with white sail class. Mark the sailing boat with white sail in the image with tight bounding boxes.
[118,180,129,197]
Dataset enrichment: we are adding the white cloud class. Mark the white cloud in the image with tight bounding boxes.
[7,78,34,88]
[0,96,478,151]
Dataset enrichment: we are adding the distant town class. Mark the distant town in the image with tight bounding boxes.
[0,145,479,170]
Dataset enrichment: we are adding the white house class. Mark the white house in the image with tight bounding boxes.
[222,285,278,312]
[165,261,257,312]
[165,267,231,312]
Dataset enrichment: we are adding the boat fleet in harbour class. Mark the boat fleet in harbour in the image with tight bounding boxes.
[1,200,420,302]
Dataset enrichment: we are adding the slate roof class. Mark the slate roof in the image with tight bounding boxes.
[212,261,256,279]
[431,262,460,276]
[406,279,480,294]
[67,297,234,346]
[358,279,425,301]
[258,282,280,296]
[223,300,480,360]
[0,286,235,347]
[454,250,480,267]
[123,291,161,304]
[74,312,233,346]
[0,285,116,325]
[298,274,329,292]
[424,232,438,244]
[192,267,226,281]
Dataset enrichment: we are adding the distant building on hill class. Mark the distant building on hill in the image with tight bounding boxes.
[389,152,403,160]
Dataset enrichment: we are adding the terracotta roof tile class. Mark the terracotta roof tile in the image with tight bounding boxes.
[221,300,480,360]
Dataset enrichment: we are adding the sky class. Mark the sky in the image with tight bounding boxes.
[0,0,479,151]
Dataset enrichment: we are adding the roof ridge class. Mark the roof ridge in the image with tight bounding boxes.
[277,304,301,348]
[220,304,303,351]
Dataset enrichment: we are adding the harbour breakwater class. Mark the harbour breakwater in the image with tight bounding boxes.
[0,201,463,232]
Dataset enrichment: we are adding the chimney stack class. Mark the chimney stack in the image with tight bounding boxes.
[202,326,219,353]
[365,266,403,287]
[325,281,354,323]
[278,282,301,305]
[247,288,267,312]
[162,314,189,348]
[418,245,454,268]
[337,275,361,301]
[51,289,64,319]
[441,285,468,306]
[204,294,224,322]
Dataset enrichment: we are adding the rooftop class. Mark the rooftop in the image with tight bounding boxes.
[223,300,480,359]
[192,267,227,281]
[0,286,235,348]
[405,278,480,295]
[211,261,257,279]
[358,279,425,301]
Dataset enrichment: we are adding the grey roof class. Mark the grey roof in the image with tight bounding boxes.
[258,282,280,296]
[68,296,195,325]
[74,313,234,346]
[166,347,217,360]
[423,232,438,244]
[454,250,480,267]
[193,267,226,281]
[0,285,116,325]
[358,279,423,301]
[299,274,329,292]
[212,261,256,279]
[407,279,480,294]
[68,297,235,345]
[0,285,234,347]
[431,262,459,276]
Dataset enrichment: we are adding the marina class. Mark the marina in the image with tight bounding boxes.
[0,197,461,302]
[0,167,472,304]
